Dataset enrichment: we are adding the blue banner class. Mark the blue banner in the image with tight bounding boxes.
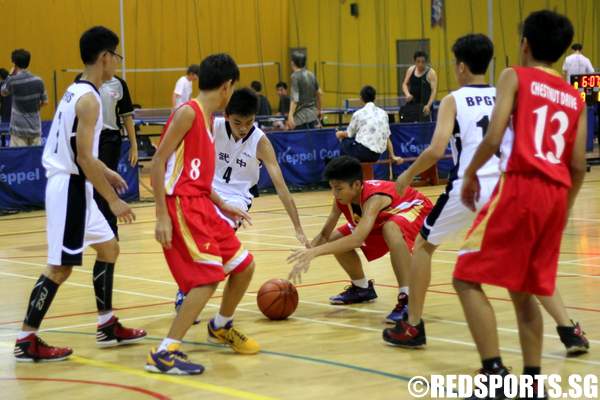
[0,140,139,210]
[258,128,341,189]
[258,123,453,189]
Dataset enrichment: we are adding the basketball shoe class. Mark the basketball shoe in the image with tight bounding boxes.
[384,292,409,323]
[14,333,72,362]
[465,366,511,400]
[556,320,589,356]
[174,290,201,325]
[382,319,426,348]
[96,316,147,347]
[145,343,204,375]
[329,280,377,305]
[207,319,260,354]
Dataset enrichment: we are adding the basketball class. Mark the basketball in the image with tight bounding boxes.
[257,279,299,320]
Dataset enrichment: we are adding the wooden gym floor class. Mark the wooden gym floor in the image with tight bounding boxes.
[0,170,599,399]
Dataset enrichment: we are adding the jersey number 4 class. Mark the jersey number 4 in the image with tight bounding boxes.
[222,166,232,184]
[533,105,568,164]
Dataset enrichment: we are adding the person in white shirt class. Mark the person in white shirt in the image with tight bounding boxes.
[172,64,199,109]
[562,43,594,83]
[336,85,402,163]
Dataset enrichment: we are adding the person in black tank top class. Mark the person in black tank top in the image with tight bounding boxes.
[401,51,438,122]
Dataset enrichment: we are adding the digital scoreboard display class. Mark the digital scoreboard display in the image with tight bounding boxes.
[571,73,600,104]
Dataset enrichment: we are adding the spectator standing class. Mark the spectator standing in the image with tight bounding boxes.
[250,80,272,115]
[288,52,321,129]
[172,64,199,109]
[562,43,594,83]
[276,81,290,116]
[401,51,438,122]
[0,49,48,146]
[0,68,11,123]
[336,85,402,164]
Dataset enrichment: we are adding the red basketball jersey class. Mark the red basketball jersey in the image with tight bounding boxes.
[160,99,215,197]
[499,67,584,187]
[337,180,428,229]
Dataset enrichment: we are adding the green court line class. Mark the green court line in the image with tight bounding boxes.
[47,330,411,382]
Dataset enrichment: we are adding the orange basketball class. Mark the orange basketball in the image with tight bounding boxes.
[257,279,299,320]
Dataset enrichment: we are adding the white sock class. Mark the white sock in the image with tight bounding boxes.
[213,313,233,329]
[352,278,369,289]
[17,331,35,340]
[98,311,114,326]
[399,286,409,295]
[158,337,181,352]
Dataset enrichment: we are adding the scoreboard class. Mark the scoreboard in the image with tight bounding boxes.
[571,73,600,105]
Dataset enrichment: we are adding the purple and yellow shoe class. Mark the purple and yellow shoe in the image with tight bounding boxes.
[145,344,204,375]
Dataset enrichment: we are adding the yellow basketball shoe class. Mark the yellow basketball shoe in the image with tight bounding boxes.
[207,319,260,354]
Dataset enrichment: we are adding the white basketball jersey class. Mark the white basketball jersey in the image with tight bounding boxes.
[212,117,265,206]
[450,85,500,180]
[43,81,103,177]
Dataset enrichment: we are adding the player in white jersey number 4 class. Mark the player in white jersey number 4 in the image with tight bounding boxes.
[175,88,309,316]
[383,33,588,355]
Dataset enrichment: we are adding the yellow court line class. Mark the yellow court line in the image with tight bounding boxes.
[70,355,279,400]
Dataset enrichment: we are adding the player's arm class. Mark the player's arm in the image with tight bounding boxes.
[402,66,414,100]
[461,67,517,211]
[150,105,194,248]
[425,69,438,113]
[396,94,456,194]
[257,135,308,246]
[75,93,134,224]
[311,200,342,247]
[287,195,391,283]
[567,107,588,211]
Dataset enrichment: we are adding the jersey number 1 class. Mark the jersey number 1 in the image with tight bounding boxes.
[476,115,500,157]
[532,105,568,164]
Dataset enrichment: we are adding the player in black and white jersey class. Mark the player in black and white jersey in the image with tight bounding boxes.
[383,34,588,354]
[13,26,146,363]
[175,88,309,314]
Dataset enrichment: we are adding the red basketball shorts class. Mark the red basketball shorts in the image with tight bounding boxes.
[163,195,253,293]
[337,200,431,261]
[454,173,569,296]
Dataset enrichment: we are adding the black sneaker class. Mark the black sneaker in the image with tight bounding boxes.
[556,320,589,356]
[329,280,377,305]
[382,319,426,348]
[464,366,510,400]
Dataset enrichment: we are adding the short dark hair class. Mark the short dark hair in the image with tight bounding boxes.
[323,156,363,184]
[225,88,259,117]
[187,64,200,75]
[0,68,8,80]
[452,34,494,75]
[413,50,428,61]
[11,49,31,69]
[291,51,307,68]
[360,85,376,103]
[250,80,262,92]
[198,53,239,90]
[571,43,583,51]
[276,81,288,90]
[522,10,573,63]
[80,26,119,65]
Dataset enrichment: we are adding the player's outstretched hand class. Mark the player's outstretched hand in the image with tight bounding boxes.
[105,169,129,194]
[461,173,480,212]
[221,203,253,228]
[109,199,136,224]
[395,173,411,196]
[287,248,315,284]
[155,214,172,249]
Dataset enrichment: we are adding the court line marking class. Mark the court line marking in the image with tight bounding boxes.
[1,270,599,368]
[0,377,170,399]
[69,355,278,400]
